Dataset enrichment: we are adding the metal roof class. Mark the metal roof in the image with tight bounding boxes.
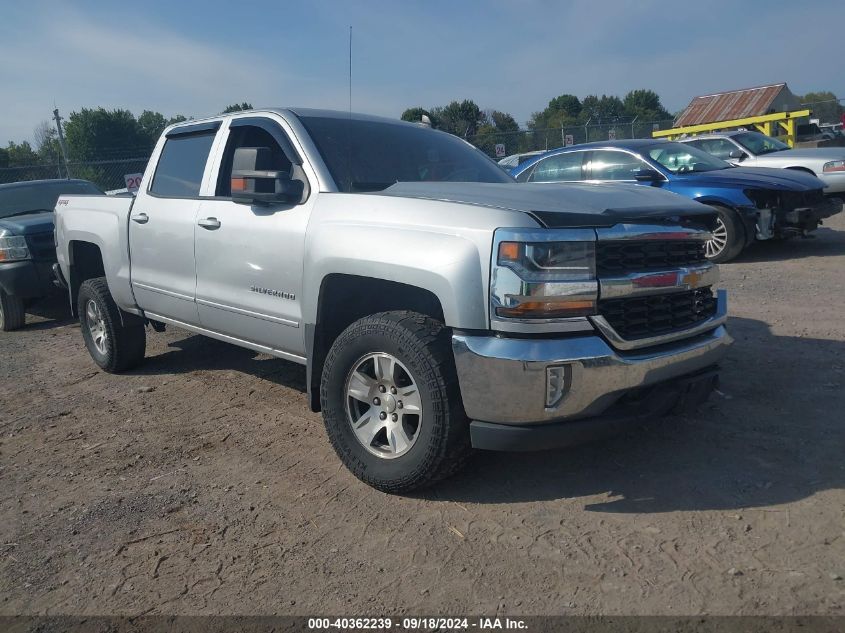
[675,83,788,127]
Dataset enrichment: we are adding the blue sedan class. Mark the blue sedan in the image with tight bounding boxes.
[511,140,840,262]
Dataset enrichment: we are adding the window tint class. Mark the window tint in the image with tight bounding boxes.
[216,126,293,197]
[528,153,584,182]
[298,116,512,192]
[588,150,645,180]
[0,180,103,218]
[150,132,216,197]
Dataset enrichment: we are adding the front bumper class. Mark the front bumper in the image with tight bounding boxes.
[0,260,57,299]
[452,289,731,449]
[469,368,719,451]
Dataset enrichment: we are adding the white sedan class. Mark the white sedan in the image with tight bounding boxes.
[681,131,845,196]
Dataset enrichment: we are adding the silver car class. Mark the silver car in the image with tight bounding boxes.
[680,131,845,196]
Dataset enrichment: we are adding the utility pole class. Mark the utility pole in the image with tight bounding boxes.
[52,108,71,179]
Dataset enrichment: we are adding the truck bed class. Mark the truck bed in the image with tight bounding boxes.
[54,194,136,315]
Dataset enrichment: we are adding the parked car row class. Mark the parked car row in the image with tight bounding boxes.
[509,138,843,262]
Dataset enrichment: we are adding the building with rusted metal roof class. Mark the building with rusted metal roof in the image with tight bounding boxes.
[675,83,802,127]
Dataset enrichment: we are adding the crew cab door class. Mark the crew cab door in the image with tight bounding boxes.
[194,116,313,358]
[128,123,219,324]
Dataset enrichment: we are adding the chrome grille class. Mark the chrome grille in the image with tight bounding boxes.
[596,240,707,276]
[598,287,717,340]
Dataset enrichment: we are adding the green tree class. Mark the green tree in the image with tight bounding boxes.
[137,110,169,145]
[528,94,582,131]
[799,91,843,124]
[473,110,520,156]
[622,89,671,121]
[33,120,62,164]
[581,95,625,123]
[432,100,486,137]
[222,102,253,113]
[4,141,40,166]
[63,108,146,160]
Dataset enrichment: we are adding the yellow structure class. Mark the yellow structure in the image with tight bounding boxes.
[652,109,810,147]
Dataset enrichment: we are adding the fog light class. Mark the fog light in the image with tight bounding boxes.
[546,365,571,408]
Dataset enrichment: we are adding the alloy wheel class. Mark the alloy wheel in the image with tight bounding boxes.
[706,217,728,259]
[86,299,108,355]
[344,352,423,459]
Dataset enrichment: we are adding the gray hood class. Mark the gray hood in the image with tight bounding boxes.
[378,181,713,228]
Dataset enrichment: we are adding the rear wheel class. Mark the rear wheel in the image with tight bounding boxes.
[320,311,471,493]
[78,277,146,372]
[705,206,745,263]
[0,289,26,331]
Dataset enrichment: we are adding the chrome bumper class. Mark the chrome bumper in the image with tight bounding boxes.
[453,303,732,426]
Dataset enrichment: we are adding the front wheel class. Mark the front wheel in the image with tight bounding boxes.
[705,206,746,263]
[320,311,471,493]
[78,277,146,372]
[0,289,26,331]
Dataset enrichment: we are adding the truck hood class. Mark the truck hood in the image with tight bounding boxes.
[377,182,713,228]
[0,211,54,235]
[673,166,825,191]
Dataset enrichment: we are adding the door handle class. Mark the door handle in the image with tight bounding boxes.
[131,213,149,224]
[197,217,221,230]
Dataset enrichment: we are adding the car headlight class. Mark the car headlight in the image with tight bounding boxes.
[491,229,597,321]
[823,160,845,173]
[0,235,31,262]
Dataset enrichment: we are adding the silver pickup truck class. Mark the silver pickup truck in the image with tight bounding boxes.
[54,108,732,492]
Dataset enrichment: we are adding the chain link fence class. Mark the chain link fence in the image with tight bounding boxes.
[469,118,676,159]
[0,155,152,191]
[2,98,842,184]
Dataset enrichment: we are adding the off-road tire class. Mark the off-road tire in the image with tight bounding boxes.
[78,277,146,372]
[706,205,746,263]
[0,289,26,331]
[320,311,471,493]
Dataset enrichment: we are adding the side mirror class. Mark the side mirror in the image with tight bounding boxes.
[728,149,747,161]
[231,146,303,205]
[634,168,662,182]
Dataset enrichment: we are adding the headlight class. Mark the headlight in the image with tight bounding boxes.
[491,229,597,321]
[0,235,31,262]
[823,160,845,173]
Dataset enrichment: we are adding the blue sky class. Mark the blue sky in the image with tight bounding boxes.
[2,0,843,144]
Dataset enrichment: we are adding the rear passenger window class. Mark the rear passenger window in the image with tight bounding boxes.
[589,150,645,181]
[528,153,584,182]
[150,132,216,197]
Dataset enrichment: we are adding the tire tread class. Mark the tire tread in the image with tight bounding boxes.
[320,310,471,493]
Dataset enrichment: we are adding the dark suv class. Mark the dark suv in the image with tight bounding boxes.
[0,179,103,330]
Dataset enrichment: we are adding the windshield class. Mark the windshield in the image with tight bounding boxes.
[0,180,103,219]
[647,142,731,174]
[297,115,513,193]
[732,132,790,155]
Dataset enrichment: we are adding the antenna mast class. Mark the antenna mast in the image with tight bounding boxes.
[348,26,352,114]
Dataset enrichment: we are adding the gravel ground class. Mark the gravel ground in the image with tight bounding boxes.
[1,214,844,616]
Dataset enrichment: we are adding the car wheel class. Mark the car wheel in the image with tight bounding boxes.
[78,277,146,372]
[0,289,26,331]
[320,310,471,493]
[705,206,745,263]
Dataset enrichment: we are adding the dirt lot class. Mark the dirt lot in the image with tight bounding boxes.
[2,214,844,617]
